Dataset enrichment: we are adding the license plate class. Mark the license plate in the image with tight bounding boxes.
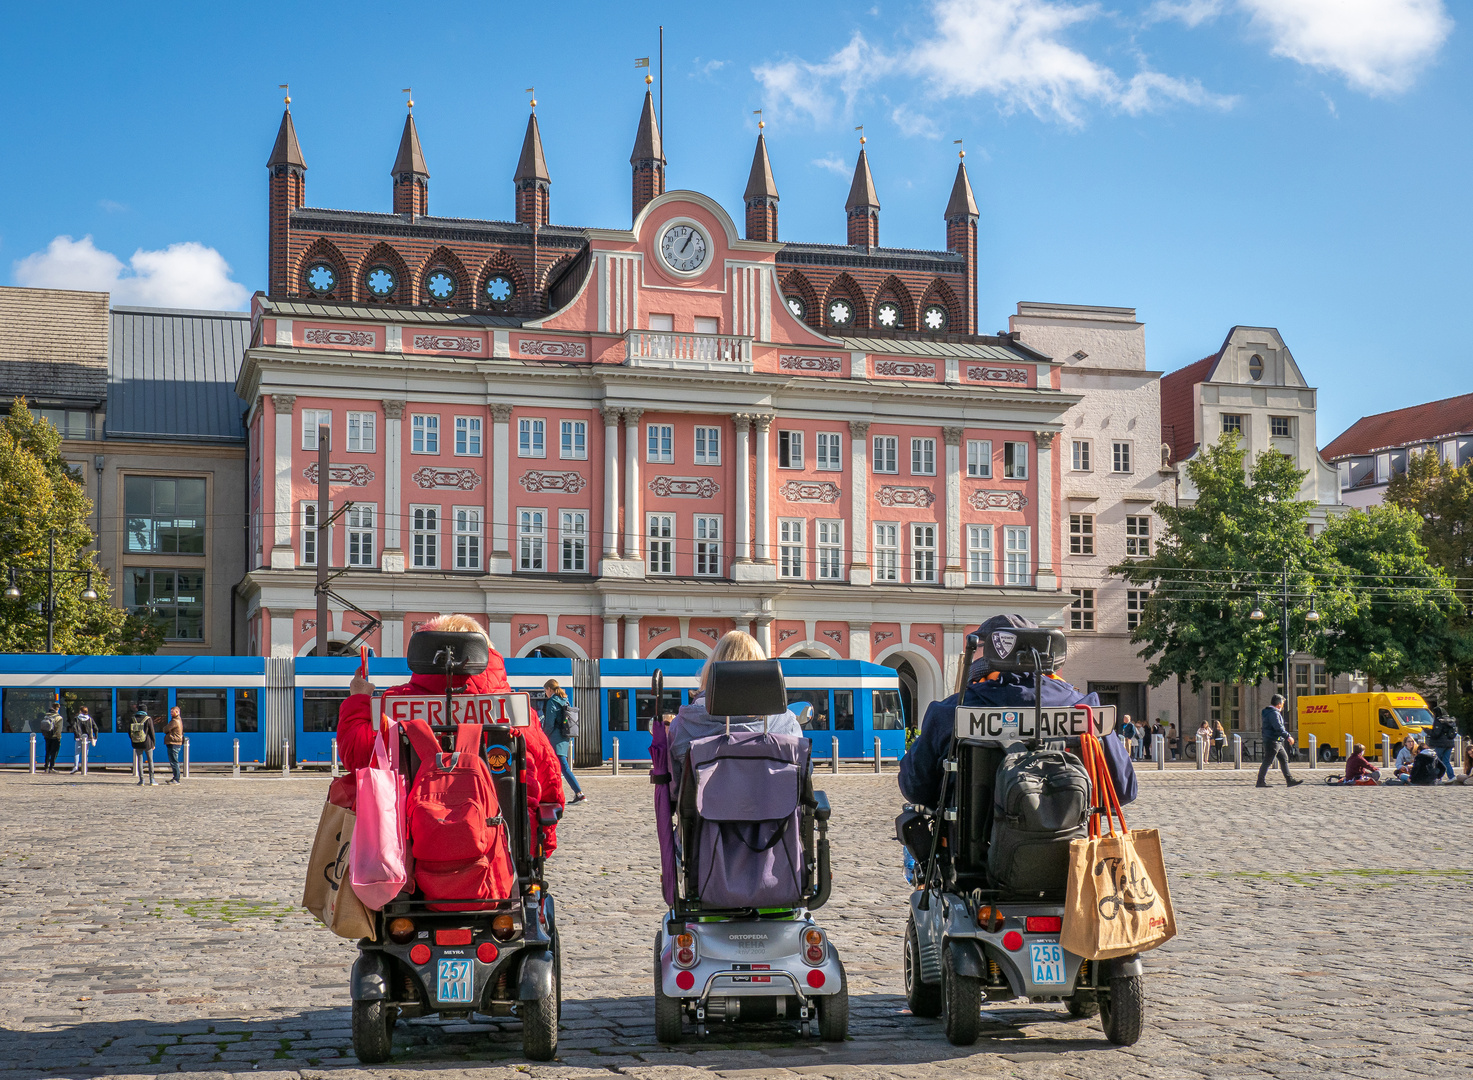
[437,958,473,1003]
[1030,943,1066,985]
[954,705,1115,745]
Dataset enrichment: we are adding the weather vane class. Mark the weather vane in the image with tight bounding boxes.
[754,108,764,130]
[402,87,413,111]
[526,87,536,110]
[636,56,651,84]
[279,84,290,109]
[954,138,965,159]
[855,124,865,146]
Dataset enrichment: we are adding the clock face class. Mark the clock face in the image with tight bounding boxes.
[660,224,709,273]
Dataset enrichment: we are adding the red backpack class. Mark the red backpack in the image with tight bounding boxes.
[403,720,515,910]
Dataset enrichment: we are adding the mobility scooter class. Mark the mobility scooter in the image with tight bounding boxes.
[899,628,1146,1046]
[649,662,849,1042]
[349,630,564,1063]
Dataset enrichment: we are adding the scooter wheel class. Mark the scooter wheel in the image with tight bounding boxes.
[942,946,982,1046]
[904,916,942,1018]
[521,961,559,1060]
[1099,974,1145,1046]
[817,958,849,1041]
[350,999,395,1064]
[654,933,683,1044]
[1065,994,1099,1019]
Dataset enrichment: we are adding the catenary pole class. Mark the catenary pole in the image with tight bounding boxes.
[316,424,330,658]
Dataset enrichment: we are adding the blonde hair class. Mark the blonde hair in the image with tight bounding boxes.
[423,613,491,643]
[699,630,767,695]
[544,678,567,698]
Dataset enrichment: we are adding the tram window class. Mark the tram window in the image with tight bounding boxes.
[636,689,681,732]
[608,690,629,731]
[176,689,227,733]
[61,689,113,733]
[873,689,904,730]
[234,689,258,733]
[787,690,829,730]
[2,688,56,733]
[303,690,349,732]
[833,690,855,731]
[119,688,167,724]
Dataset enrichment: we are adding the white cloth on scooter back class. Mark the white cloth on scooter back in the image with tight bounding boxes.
[668,694,802,776]
[688,730,807,909]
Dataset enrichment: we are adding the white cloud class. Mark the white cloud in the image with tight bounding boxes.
[755,32,891,124]
[890,102,942,138]
[811,154,851,176]
[1239,0,1451,94]
[1148,0,1225,27]
[12,235,249,310]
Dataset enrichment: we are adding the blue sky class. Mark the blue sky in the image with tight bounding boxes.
[4,1,1466,443]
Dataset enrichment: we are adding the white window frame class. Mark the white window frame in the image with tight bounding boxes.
[1004,526,1030,586]
[1071,439,1091,472]
[454,416,483,457]
[1003,441,1029,480]
[967,524,992,584]
[560,510,588,572]
[518,418,546,458]
[967,439,992,478]
[816,519,843,580]
[911,437,936,476]
[816,432,843,471]
[1125,515,1152,557]
[646,513,674,575]
[646,424,674,464]
[1111,441,1132,474]
[1221,414,1244,436]
[694,426,721,466]
[1069,513,1095,556]
[874,522,899,581]
[1127,589,1149,631]
[453,506,482,571]
[778,429,804,469]
[1270,415,1293,438]
[346,411,376,453]
[410,504,440,568]
[517,508,546,572]
[910,523,937,584]
[300,501,331,567]
[302,409,331,451]
[779,518,805,579]
[694,514,722,577]
[1070,588,1095,631]
[410,414,439,455]
[872,435,899,474]
[560,420,588,460]
[346,503,375,567]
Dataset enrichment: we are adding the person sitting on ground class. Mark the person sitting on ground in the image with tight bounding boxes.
[1393,734,1419,780]
[1451,742,1473,785]
[337,614,566,854]
[1408,742,1449,786]
[1341,743,1380,785]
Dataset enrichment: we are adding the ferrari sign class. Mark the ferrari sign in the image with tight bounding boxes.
[382,692,531,727]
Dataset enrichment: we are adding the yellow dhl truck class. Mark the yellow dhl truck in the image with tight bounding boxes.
[1296,692,1434,762]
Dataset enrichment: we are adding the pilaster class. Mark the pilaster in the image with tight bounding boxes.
[490,404,513,573]
[1035,430,1056,591]
[943,426,965,589]
[381,399,405,573]
[270,394,296,569]
[623,408,644,563]
[848,420,871,586]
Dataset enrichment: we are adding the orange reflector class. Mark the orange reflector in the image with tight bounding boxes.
[803,928,824,946]
[1025,916,1062,933]
[436,928,473,946]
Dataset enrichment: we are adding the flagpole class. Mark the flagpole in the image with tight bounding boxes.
[658,25,664,142]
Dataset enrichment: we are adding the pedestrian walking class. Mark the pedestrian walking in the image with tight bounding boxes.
[68,704,98,774]
[1211,719,1228,764]
[127,707,157,786]
[1426,702,1459,783]
[541,679,585,804]
[1120,714,1138,760]
[1168,723,1179,761]
[1256,693,1303,788]
[163,706,184,784]
[39,699,63,773]
[1153,720,1169,762]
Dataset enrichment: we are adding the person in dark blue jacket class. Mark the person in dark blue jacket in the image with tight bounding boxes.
[898,614,1099,807]
[1256,693,1304,788]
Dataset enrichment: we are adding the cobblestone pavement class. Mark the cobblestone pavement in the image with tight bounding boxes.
[1,767,1470,1079]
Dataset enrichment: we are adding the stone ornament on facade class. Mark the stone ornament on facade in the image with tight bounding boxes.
[874,360,935,379]
[623,408,645,424]
[754,414,774,432]
[779,480,842,504]
[916,631,937,645]
[848,419,871,438]
[967,365,1029,384]
[412,334,482,353]
[566,623,586,638]
[304,328,375,347]
[646,625,671,641]
[943,426,964,447]
[411,466,483,490]
[779,354,842,373]
[697,627,719,642]
[517,622,540,637]
[1035,430,1057,448]
[968,489,1029,511]
[520,471,588,494]
[822,629,844,644]
[648,476,719,498]
[489,403,514,422]
[778,628,800,643]
[517,339,587,358]
[381,399,406,420]
[601,406,623,425]
[875,485,936,508]
[874,630,894,643]
[271,393,296,414]
[303,462,376,486]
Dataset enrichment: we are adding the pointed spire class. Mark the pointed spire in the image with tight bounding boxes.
[846,139,879,248]
[744,131,779,201]
[630,89,664,167]
[514,111,550,183]
[392,113,429,179]
[744,126,780,242]
[845,147,879,212]
[945,159,978,220]
[267,108,306,170]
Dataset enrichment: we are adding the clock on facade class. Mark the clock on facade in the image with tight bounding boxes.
[658,223,710,274]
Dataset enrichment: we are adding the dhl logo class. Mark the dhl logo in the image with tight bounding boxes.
[1302,705,1330,713]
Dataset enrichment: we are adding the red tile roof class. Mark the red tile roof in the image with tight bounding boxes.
[1322,393,1473,460]
[1159,354,1219,465]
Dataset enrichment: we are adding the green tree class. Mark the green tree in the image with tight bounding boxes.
[1311,505,1466,690]
[1112,433,1329,691]
[0,398,161,654]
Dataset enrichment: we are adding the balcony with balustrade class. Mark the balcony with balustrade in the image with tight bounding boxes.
[624,330,753,373]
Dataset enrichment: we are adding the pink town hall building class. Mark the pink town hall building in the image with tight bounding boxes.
[239,94,1079,709]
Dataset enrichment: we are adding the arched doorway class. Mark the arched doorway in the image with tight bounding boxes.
[883,656,919,732]
[653,645,705,660]
[786,648,833,660]
[304,640,356,657]
[524,644,574,659]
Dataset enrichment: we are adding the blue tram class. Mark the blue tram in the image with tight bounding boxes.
[0,654,903,767]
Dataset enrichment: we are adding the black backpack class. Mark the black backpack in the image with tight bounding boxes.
[987,748,1090,894]
[1409,750,1444,785]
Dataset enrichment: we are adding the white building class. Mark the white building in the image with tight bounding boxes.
[1322,393,1473,509]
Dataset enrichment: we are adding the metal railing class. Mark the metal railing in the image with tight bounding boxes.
[625,330,752,370]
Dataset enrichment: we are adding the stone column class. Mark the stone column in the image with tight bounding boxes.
[756,616,773,657]
[848,622,872,662]
[490,404,513,569]
[943,426,965,589]
[734,415,753,562]
[381,400,406,572]
[270,394,296,569]
[270,612,295,658]
[602,616,620,659]
[1034,430,1056,590]
[601,406,622,559]
[623,408,644,561]
[943,623,966,694]
[754,414,773,563]
[848,420,870,586]
[624,616,641,660]
[379,610,406,657]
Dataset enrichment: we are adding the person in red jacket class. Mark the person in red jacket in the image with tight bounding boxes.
[336,614,565,854]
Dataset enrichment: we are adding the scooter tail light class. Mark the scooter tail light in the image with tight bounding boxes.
[976,906,1005,932]
[491,914,518,941]
[805,944,825,963]
[387,918,415,944]
[436,927,473,946]
[802,927,826,965]
[1025,916,1062,933]
[672,932,698,969]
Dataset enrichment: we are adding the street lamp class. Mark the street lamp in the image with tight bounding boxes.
[1,530,102,653]
[1252,558,1322,749]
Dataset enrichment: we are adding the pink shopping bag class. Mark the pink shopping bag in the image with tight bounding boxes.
[350,724,409,910]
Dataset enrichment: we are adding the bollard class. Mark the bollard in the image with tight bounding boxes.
[873,736,882,774]
[184,738,190,780]
[331,738,340,778]
[282,739,290,778]
[81,735,88,777]
[831,736,840,775]
[1382,733,1392,767]
[1308,734,1317,770]
[1457,736,1465,778]
[1345,733,1354,762]
[611,737,620,777]
[232,739,240,778]
[29,733,36,774]
[1196,736,1205,770]
[1155,734,1165,770]
[1232,733,1242,770]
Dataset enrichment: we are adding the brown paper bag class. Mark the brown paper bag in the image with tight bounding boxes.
[1061,828,1176,960]
[302,800,376,941]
